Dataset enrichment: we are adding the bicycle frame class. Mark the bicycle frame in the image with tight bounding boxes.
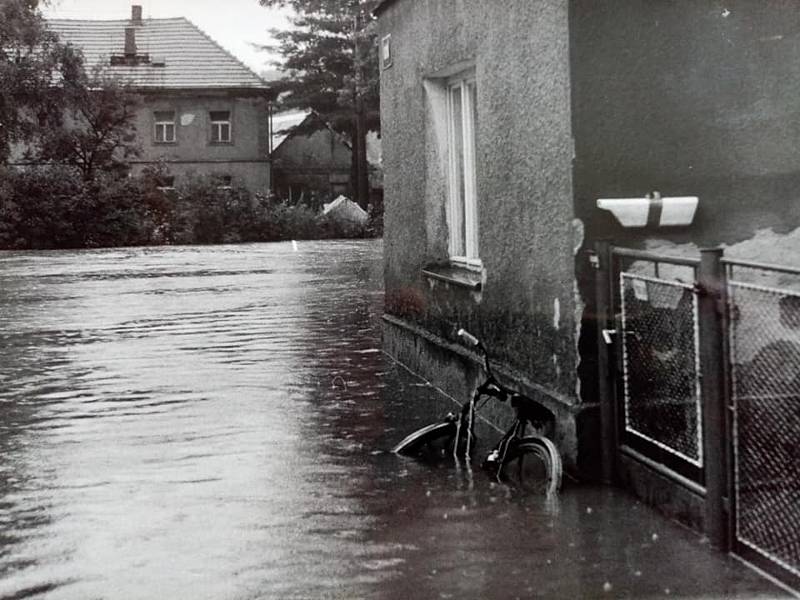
[392,328,562,493]
[453,329,556,471]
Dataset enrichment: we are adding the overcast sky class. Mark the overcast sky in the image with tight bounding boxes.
[41,0,291,74]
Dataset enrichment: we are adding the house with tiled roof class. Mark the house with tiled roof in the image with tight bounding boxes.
[45,5,274,191]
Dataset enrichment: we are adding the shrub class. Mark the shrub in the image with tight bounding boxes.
[0,167,380,250]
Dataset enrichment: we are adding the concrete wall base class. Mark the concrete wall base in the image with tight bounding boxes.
[617,448,706,534]
[383,313,601,479]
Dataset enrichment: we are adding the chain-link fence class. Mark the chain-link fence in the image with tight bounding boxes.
[729,275,800,579]
[620,273,703,466]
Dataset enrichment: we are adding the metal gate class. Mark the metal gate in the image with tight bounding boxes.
[726,260,800,590]
[597,246,800,592]
[596,246,705,485]
[619,272,703,481]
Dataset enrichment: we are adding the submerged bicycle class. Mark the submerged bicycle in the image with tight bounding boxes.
[392,329,563,495]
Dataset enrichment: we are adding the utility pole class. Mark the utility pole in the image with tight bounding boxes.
[352,7,370,209]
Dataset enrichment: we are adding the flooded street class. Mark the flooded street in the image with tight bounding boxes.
[0,240,785,599]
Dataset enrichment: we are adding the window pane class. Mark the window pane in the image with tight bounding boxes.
[210,111,230,122]
[154,110,174,121]
[221,123,230,142]
[165,124,175,142]
[450,85,466,257]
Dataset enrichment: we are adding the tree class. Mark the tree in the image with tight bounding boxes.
[259,0,380,208]
[0,0,76,163]
[34,65,140,181]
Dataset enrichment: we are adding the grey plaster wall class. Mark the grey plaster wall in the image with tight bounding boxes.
[570,0,800,252]
[131,91,271,192]
[272,125,352,199]
[379,0,577,405]
[570,0,800,404]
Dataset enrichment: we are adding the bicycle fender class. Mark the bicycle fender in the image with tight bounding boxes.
[392,420,457,455]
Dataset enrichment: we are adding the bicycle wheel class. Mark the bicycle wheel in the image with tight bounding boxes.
[498,435,562,495]
[392,421,457,460]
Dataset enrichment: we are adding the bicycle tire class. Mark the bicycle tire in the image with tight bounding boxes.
[392,421,457,459]
[498,435,563,495]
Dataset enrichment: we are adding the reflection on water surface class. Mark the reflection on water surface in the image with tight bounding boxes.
[0,241,783,599]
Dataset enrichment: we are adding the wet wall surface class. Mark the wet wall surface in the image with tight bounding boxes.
[0,240,787,599]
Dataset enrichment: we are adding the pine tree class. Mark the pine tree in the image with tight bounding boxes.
[259,0,380,208]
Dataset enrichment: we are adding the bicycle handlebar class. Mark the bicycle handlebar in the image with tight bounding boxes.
[457,328,495,382]
[457,329,480,347]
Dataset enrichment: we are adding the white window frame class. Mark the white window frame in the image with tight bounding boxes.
[446,72,480,268]
[153,111,176,143]
[210,111,232,143]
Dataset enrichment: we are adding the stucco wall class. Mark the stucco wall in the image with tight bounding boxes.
[273,127,351,171]
[379,1,577,405]
[272,125,352,200]
[571,0,800,253]
[130,91,271,192]
[570,0,800,403]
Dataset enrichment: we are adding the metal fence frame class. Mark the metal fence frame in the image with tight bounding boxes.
[723,258,800,591]
[595,244,800,592]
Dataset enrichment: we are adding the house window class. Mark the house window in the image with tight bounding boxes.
[154,110,176,143]
[213,174,232,188]
[155,174,175,190]
[210,111,232,143]
[446,73,479,267]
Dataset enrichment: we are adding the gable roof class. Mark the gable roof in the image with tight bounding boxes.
[271,109,313,152]
[47,17,269,90]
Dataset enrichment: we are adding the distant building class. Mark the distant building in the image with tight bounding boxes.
[270,109,383,207]
[43,5,274,192]
[270,110,352,204]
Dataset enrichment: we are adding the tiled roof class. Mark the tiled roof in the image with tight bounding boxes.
[47,18,269,90]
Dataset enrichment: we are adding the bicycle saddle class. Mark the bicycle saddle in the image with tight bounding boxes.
[510,394,556,429]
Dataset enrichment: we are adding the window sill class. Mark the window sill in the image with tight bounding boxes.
[153,141,177,145]
[422,263,482,291]
[209,141,233,146]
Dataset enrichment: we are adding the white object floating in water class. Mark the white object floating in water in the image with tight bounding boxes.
[292,240,298,252]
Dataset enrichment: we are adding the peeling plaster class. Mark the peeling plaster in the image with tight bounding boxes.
[553,298,561,329]
[572,218,586,402]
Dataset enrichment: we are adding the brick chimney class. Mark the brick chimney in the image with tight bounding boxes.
[131,5,143,25]
[124,27,136,57]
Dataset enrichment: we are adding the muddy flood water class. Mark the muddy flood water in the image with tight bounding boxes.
[0,240,786,599]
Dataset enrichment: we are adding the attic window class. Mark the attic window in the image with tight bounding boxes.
[110,53,151,66]
[210,111,232,143]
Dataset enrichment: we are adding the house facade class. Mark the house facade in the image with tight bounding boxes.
[270,110,354,204]
[45,6,273,192]
[270,109,384,208]
[376,0,800,583]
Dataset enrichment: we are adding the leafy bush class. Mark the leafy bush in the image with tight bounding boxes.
[0,167,379,250]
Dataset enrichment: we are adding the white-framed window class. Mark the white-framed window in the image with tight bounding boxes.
[154,110,176,143]
[210,110,232,143]
[446,72,479,267]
